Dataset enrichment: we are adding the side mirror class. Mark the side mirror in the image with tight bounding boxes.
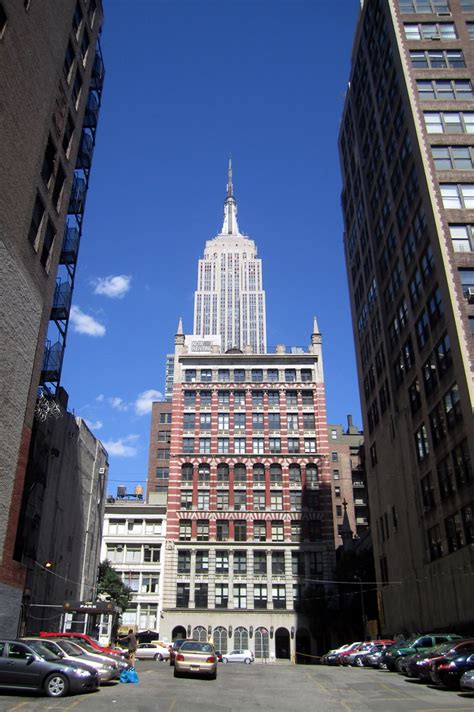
[25,654,35,663]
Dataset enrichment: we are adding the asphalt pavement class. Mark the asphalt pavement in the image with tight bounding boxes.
[0,659,473,712]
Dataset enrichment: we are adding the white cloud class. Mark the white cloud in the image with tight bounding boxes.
[109,396,128,412]
[85,419,103,431]
[70,306,106,337]
[135,389,164,416]
[96,394,105,402]
[102,434,139,458]
[93,275,131,299]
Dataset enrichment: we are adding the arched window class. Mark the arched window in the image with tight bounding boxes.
[306,464,318,484]
[270,463,282,484]
[213,626,228,654]
[192,625,207,642]
[234,626,248,650]
[198,463,210,482]
[217,463,229,483]
[255,627,269,659]
[181,463,193,482]
[253,464,265,484]
[234,463,246,483]
[289,464,301,483]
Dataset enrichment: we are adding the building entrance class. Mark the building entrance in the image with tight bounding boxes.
[275,627,290,659]
[172,625,186,640]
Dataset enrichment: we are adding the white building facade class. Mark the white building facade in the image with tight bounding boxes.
[193,161,267,354]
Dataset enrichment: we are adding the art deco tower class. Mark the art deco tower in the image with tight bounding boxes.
[193,161,267,354]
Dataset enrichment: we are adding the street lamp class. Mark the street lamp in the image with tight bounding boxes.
[353,575,366,640]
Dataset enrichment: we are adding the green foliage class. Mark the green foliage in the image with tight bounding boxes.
[97,560,132,612]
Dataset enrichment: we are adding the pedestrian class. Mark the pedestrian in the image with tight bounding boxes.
[120,629,138,666]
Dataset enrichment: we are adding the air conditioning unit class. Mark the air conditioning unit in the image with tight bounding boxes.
[467,287,474,303]
[98,467,106,474]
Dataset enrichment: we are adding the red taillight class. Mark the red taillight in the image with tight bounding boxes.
[206,656,216,663]
[438,662,456,670]
[176,654,185,661]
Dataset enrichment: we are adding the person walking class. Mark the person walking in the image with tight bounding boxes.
[120,629,138,666]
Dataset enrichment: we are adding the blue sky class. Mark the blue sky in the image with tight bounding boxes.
[61,0,362,494]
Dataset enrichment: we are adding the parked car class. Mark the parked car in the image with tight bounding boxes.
[222,649,255,664]
[349,641,395,667]
[383,634,462,672]
[431,650,474,690]
[169,638,190,666]
[460,669,474,691]
[21,637,118,682]
[333,642,362,665]
[404,640,474,682]
[174,641,217,679]
[135,643,170,661]
[365,643,394,668]
[323,643,358,666]
[40,632,125,658]
[0,639,99,698]
[46,637,130,674]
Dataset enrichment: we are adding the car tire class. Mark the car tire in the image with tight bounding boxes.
[244,658,251,664]
[154,653,163,661]
[44,673,69,698]
[395,657,404,673]
[223,658,229,664]
[355,656,364,667]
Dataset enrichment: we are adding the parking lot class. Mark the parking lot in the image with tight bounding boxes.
[0,660,473,712]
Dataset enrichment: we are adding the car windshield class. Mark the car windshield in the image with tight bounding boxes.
[26,641,61,661]
[56,640,85,656]
[29,640,61,656]
[180,642,214,653]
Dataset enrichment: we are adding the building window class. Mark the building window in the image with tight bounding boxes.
[288,437,300,453]
[143,546,160,563]
[421,473,436,511]
[254,584,268,609]
[459,267,474,295]
[449,224,473,252]
[272,551,285,575]
[234,464,246,484]
[233,584,247,609]
[253,491,265,510]
[218,413,229,431]
[287,413,299,431]
[253,438,264,454]
[291,522,302,542]
[399,0,449,10]
[28,193,45,250]
[267,368,279,382]
[195,583,208,608]
[452,439,471,488]
[269,437,281,453]
[234,369,245,382]
[216,520,229,542]
[415,424,430,462]
[197,490,209,510]
[234,437,246,454]
[196,550,209,574]
[215,550,229,573]
[432,146,474,170]
[200,390,211,406]
[141,575,159,593]
[425,111,474,135]
[199,413,211,431]
[253,522,266,542]
[180,490,193,509]
[410,50,465,69]
[218,369,230,382]
[233,551,247,574]
[181,463,193,482]
[252,369,263,382]
[218,437,229,454]
[178,550,191,574]
[198,463,210,482]
[441,183,474,209]
[199,438,211,454]
[303,413,315,430]
[285,369,296,382]
[251,390,263,407]
[216,490,229,510]
[417,79,473,101]
[176,583,190,608]
[272,521,284,542]
[302,390,313,406]
[445,512,465,552]
[234,491,246,511]
[270,491,283,511]
[40,220,56,271]
[304,438,316,453]
[272,584,286,609]
[290,491,302,511]
[415,311,430,350]
[252,412,264,430]
[306,464,319,485]
[253,463,265,484]
[179,520,192,541]
[234,413,245,430]
[404,22,456,40]
[217,463,229,483]
[268,390,280,406]
[218,390,230,406]
[182,437,194,454]
[286,390,298,406]
[253,551,267,575]
[234,390,246,406]
[158,430,171,443]
[184,391,196,407]
[268,413,280,430]
[183,413,195,430]
[200,369,212,382]
[215,584,228,608]
[234,520,247,541]
[196,520,209,541]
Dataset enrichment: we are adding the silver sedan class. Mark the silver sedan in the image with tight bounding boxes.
[135,643,170,661]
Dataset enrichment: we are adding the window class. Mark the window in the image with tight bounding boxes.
[252,369,263,382]
[216,520,229,542]
[253,463,265,484]
[233,550,247,574]
[269,437,281,453]
[198,463,210,482]
[430,402,446,446]
[304,439,316,453]
[399,0,449,10]
[432,146,474,170]
[197,490,209,510]
[199,413,211,430]
[200,369,212,382]
[182,437,194,454]
[200,390,211,406]
[417,79,474,101]
[41,135,56,186]
[215,583,228,608]
[452,439,471,487]
[218,369,229,382]
[270,491,283,510]
[441,183,474,208]
[290,490,302,511]
[218,390,229,406]
[52,163,65,209]
[196,520,209,541]
[425,112,474,135]
[177,583,190,608]
[234,413,245,430]
[234,368,245,382]
[303,413,315,430]
[270,464,282,484]
[459,267,474,294]
[178,550,191,574]
[404,22,456,40]
[218,437,229,454]
[254,584,268,609]
[183,413,195,431]
[253,438,264,454]
[253,522,266,542]
[461,0,474,9]
[234,464,246,484]
[306,464,319,485]
[272,551,285,575]
[268,412,280,430]
[286,390,298,406]
[444,383,462,428]
[180,490,193,509]
[251,390,263,407]
[215,550,229,573]
[63,40,75,80]
[272,584,286,609]
[217,463,229,483]
[124,546,140,563]
[302,390,313,406]
[234,520,247,541]
[141,575,159,593]
[28,193,45,249]
[234,390,245,406]
[108,519,126,535]
[415,310,430,350]
[253,491,265,510]
[199,438,211,454]
[234,491,246,511]
[415,424,430,462]
[196,550,209,573]
[72,1,83,35]
[39,220,55,271]
[268,390,280,406]
[285,369,296,382]
[179,520,192,541]
[195,583,208,608]
[252,412,264,430]
[449,224,473,252]
[410,50,465,69]
[287,413,299,431]
[272,521,284,542]
[445,512,465,552]
[233,584,247,609]
[80,28,90,64]
[234,437,246,454]
[468,21,474,38]
[216,490,229,511]
[268,368,279,382]
[184,391,196,407]
[288,437,300,453]
[185,370,196,383]
[158,430,171,442]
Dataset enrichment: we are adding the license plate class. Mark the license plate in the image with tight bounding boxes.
[190,665,199,671]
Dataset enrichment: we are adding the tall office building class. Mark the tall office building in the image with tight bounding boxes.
[193,161,267,354]
[340,0,474,633]
[0,0,104,636]
[154,169,335,660]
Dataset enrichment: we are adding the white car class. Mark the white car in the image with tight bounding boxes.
[135,643,170,661]
[222,649,254,664]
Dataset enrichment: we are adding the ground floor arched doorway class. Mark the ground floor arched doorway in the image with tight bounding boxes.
[275,627,290,659]
[172,625,186,641]
[295,628,311,664]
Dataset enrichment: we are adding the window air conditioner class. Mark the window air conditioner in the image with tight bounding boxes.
[98,467,106,474]
[467,287,474,303]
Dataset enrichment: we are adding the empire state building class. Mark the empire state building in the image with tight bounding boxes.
[193,161,267,354]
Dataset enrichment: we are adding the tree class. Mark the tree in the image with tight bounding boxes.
[97,560,132,612]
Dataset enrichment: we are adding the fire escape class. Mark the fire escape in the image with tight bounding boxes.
[40,41,105,394]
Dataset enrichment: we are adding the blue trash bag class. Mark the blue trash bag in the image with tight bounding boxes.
[120,667,139,684]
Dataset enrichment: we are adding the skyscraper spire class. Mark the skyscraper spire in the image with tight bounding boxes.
[222,158,240,235]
